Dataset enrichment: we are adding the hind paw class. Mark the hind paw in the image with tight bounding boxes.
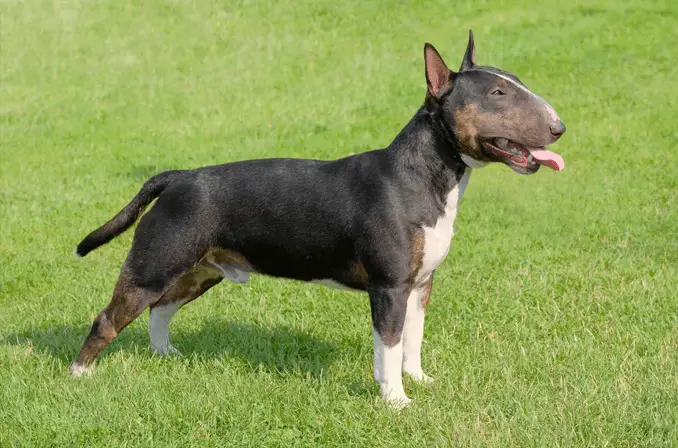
[69,362,93,377]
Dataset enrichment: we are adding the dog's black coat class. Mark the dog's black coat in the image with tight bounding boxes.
[79,107,465,293]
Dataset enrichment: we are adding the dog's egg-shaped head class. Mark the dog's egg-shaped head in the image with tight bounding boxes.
[424,31,566,174]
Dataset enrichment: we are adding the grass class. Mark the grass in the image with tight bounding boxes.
[1,0,677,445]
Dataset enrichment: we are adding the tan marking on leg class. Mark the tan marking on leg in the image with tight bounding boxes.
[72,247,240,374]
[72,268,157,371]
[153,259,222,307]
[408,228,425,284]
[204,248,254,283]
[339,261,369,289]
[420,274,434,311]
[207,248,252,270]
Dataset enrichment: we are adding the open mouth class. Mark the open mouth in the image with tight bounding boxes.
[482,138,564,171]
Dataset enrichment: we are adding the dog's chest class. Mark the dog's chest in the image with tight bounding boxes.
[419,168,471,278]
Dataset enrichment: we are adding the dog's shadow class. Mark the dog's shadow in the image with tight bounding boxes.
[3,318,340,378]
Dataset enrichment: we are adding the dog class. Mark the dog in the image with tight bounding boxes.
[71,30,566,407]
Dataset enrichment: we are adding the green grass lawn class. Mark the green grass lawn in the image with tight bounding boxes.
[2,0,677,446]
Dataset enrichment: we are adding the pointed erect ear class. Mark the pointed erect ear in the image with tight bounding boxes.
[459,29,476,71]
[424,43,453,98]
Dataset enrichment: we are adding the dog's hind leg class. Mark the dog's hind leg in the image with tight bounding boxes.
[70,269,162,376]
[148,300,188,357]
[71,181,225,375]
[148,260,223,357]
[148,301,186,357]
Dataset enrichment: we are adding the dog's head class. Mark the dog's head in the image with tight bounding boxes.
[425,31,565,174]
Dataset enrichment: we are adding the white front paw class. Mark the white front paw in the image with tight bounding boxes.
[418,373,434,384]
[404,368,434,384]
[380,384,412,409]
[151,343,183,357]
[69,361,93,377]
[403,365,433,384]
[385,393,412,409]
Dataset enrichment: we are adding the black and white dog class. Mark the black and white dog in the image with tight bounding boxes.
[71,31,565,407]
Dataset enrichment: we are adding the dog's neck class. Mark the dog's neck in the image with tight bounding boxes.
[388,105,468,203]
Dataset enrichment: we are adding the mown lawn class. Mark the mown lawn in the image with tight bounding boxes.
[1,0,677,446]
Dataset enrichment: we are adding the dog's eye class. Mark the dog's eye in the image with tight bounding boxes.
[491,89,505,96]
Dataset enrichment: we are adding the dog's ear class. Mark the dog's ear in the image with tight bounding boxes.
[424,43,453,98]
[459,29,476,72]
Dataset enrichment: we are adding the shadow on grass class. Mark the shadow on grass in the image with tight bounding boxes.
[3,318,339,378]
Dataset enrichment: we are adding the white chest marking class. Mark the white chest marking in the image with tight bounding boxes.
[419,168,471,279]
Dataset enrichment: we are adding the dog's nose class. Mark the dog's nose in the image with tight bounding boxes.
[550,120,566,137]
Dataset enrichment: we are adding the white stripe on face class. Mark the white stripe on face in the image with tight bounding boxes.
[475,69,561,121]
[475,69,538,97]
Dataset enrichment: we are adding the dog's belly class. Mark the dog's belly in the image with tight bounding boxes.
[204,244,370,290]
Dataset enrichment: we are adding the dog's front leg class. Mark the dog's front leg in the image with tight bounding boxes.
[369,285,410,408]
[402,274,434,383]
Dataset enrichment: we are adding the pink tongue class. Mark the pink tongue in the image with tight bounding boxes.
[530,149,565,171]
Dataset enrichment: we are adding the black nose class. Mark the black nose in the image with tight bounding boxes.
[550,120,566,137]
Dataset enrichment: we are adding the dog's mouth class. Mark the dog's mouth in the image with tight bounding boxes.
[482,138,564,173]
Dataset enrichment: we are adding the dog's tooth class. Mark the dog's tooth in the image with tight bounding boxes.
[496,138,508,148]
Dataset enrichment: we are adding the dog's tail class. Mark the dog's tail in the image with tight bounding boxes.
[76,170,186,257]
